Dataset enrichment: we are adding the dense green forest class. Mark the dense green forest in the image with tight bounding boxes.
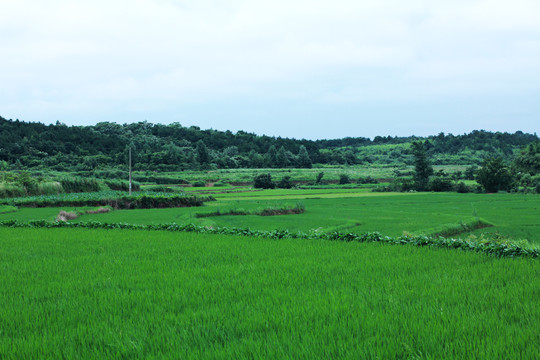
[0,116,537,171]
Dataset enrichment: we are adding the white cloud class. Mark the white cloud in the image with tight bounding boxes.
[0,0,539,134]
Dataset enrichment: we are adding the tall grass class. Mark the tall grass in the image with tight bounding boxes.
[104,179,141,192]
[0,183,25,198]
[60,177,101,193]
[0,191,213,209]
[37,182,63,195]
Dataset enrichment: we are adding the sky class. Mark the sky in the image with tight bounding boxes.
[1,0,539,140]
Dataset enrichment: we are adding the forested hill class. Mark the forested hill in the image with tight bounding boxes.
[0,116,537,171]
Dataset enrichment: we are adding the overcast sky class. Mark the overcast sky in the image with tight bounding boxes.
[1,0,539,139]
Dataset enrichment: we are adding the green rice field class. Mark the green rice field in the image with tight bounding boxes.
[1,187,538,359]
[2,190,535,243]
[1,227,538,359]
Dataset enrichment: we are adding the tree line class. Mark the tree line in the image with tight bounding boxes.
[404,141,540,193]
[0,116,537,171]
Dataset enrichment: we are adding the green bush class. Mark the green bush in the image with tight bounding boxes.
[357,176,377,184]
[429,177,454,192]
[455,182,470,193]
[339,174,350,185]
[277,176,293,189]
[254,174,275,189]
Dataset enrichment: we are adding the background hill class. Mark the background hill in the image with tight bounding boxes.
[0,116,537,172]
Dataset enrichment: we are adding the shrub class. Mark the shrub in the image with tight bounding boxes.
[455,182,470,193]
[339,174,350,185]
[277,176,293,189]
[191,180,206,187]
[254,174,275,189]
[357,176,377,184]
[429,177,454,192]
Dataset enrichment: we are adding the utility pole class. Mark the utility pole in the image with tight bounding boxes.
[129,148,132,195]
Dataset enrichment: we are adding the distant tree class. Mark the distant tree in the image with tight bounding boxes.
[275,146,289,168]
[265,145,277,167]
[344,150,357,165]
[476,157,513,193]
[514,142,540,175]
[464,166,477,180]
[297,145,312,168]
[254,173,275,189]
[315,172,324,184]
[196,140,210,165]
[248,150,264,168]
[411,141,433,191]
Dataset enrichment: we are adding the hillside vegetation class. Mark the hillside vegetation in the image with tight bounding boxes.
[1,116,537,171]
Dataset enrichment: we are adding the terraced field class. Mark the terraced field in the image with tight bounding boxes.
[3,190,531,244]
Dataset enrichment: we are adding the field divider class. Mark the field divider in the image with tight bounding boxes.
[0,219,537,259]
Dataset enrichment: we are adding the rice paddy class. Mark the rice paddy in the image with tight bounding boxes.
[0,227,538,359]
[1,186,538,359]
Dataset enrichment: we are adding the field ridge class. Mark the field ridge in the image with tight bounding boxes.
[0,219,537,258]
